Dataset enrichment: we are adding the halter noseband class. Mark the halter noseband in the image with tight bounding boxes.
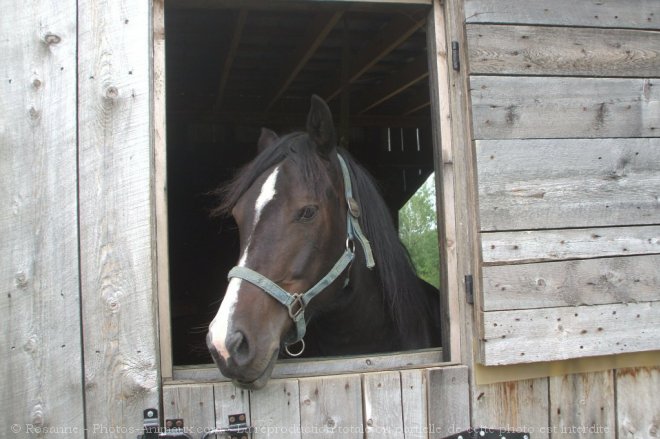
[227,153,375,354]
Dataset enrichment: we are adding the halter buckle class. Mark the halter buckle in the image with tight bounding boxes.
[288,294,305,320]
[346,237,355,254]
[347,197,360,218]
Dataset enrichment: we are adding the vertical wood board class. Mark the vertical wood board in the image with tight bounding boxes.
[78,0,160,432]
[473,378,549,439]
[464,0,660,29]
[163,384,215,435]
[616,367,660,439]
[299,374,363,439]
[250,378,301,438]
[0,1,84,436]
[363,371,404,438]
[214,382,251,429]
[471,76,659,140]
[427,366,470,438]
[400,369,428,439]
[549,371,615,439]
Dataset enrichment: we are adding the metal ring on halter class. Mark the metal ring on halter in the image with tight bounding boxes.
[284,339,305,357]
[346,237,355,254]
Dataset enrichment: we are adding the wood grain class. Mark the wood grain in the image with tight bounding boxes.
[213,382,251,429]
[616,367,660,439]
[77,0,160,431]
[0,0,84,435]
[464,0,660,29]
[163,384,215,434]
[363,372,404,438]
[467,25,660,77]
[549,371,615,439]
[482,301,660,365]
[427,366,470,438]
[472,378,549,439]
[250,378,301,439]
[298,374,362,439]
[400,370,428,439]
[482,255,660,311]
[471,76,659,140]
[477,138,660,231]
[482,225,660,265]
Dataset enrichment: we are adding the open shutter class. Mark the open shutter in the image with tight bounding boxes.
[465,0,660,365]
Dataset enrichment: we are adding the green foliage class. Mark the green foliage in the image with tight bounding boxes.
[399,175,440,289]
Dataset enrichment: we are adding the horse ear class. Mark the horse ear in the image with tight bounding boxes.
[306,95,337,156]
[257,127,279,153]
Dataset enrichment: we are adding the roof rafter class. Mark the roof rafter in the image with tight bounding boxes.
[212,8,248,114]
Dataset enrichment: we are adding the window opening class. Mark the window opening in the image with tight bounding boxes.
[165,0,443,368]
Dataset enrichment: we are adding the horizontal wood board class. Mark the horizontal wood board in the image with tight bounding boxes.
[482,254,660,311]
[482,225,660,265]
[468,25,660,77]
[481,301,660,365]
[476,138,660,231]
[470,76,659,140]
[464,0,660,29]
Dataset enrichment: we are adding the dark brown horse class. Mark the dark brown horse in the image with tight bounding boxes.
[207,96,441,389]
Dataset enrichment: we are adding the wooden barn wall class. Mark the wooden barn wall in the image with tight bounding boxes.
[463,0,660,435]
[1,0,85,436]
[163,366,470,439]
[2,1,160,437]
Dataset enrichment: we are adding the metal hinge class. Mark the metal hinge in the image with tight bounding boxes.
[465,274,474,305]
[451,41,460,71]
[443,428,530,439]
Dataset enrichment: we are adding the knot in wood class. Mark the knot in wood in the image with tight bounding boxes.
[44,33,61,45]
[105,86,119,99]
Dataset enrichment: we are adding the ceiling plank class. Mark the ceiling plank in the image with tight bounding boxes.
[266,10,344,111]
[354,55,428,114]
[321,12,427,102]
[212,8,248,114]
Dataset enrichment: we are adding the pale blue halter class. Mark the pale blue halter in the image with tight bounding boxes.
[227,153,375,356]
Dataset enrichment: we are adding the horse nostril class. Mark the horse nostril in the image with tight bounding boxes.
[227,330,252,366]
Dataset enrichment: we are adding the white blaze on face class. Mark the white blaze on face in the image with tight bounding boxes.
[209,165,280,359]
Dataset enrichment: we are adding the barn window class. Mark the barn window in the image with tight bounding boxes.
[156,0,457,381]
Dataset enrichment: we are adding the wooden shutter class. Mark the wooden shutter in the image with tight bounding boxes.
[464,0,660,365]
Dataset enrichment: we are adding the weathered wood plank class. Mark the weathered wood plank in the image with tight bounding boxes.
[471,77,659,140]
[78,0,159,432]
[482,301,660,365]
[363,372,404,438]
[477,138,660,231]
[482,226,660,265]
[0,1,84,435]
[299,374,362,439]
[467,25,660,77]
[549,371,615,439]
[472,378,549,439]
[400,370,428,439]
[250,379,301,439]
[616,367,660,439]
[483,255,660,311]
[214,382,251,430]
[465,0,660,29]
[172,348,442,381]
[427,366,470,438]
[163,384,215,434]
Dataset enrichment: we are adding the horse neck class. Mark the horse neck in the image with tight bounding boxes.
[305,249,402,356]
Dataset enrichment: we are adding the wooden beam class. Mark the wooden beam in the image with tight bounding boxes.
[212,8,247,114]
[355,56,429,114]
[322,13,427,102]
[266,11,343,111]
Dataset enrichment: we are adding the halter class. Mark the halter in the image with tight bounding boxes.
[227,153,375,356]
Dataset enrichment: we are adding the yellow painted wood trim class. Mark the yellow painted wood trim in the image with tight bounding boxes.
[475,351,660,385]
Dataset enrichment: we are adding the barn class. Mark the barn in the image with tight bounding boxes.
[2,0,659,437]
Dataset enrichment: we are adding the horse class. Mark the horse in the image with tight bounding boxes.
[207,95,442,389]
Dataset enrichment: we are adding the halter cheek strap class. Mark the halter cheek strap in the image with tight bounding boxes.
[227,153,375,348]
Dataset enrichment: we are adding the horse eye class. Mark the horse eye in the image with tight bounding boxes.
[297,205,318,222]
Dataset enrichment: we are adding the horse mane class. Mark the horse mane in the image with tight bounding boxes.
[339,149,436,338]
[212,132,435,340]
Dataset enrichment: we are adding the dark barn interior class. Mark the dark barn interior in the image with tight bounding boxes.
[165,0,436,365]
